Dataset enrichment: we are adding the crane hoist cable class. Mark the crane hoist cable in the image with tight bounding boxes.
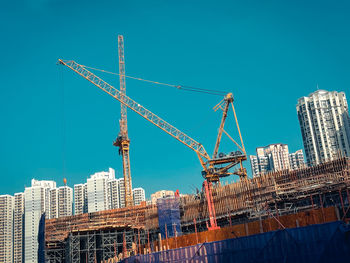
[78,64,227,96]
[82,64,234,137]
[58,65,67,180]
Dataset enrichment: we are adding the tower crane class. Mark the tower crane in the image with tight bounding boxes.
[113,35,133,208]
[58,59,247,229]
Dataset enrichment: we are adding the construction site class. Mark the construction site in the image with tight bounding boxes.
[44,36,350,262]
[45,157,350,262]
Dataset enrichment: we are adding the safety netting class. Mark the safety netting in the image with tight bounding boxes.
[157,197,182,239]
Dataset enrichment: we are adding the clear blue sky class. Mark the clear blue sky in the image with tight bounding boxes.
[1,0,349,197]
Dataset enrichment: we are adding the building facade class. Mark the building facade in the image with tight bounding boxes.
[250,144,305,177]
[249,153,269,177]
[297,90,350,165]
[49,188,58,219]
[58,186,73,217]
[75,168,128,214]
[151,190,175,204]
[117,178,126,208]
[24,179,56,263]
[250,144,291,177]
[74,183,87,215]
[14,193,25,263]
[132,188,146,206]
[108,179,120,210]
[49,186,73,219]
[0,195,14,263]
[87,174,109,213]
[86,168,118,213]
[289,149,305,170]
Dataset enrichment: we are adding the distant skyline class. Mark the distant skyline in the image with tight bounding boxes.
[1,0,350,196]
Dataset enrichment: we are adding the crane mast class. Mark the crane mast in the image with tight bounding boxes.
[113,35,133,208]
[118,35,127,136]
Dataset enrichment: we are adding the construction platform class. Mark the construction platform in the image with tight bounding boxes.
[45,157,350,263]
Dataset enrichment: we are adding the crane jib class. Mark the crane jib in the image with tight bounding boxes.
[58,59,210,161]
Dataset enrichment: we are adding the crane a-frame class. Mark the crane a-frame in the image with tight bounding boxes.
[58,59,247,229]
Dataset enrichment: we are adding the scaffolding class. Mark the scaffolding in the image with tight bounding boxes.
[45,158,350,262]
[179,157,350,226]
[66,228,134,263]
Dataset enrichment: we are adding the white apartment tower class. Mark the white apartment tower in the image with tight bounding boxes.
[289,149,305,170]
[87,168,118,213]
[14,193,25,263]
[117,178,126,208]
[0,195,14,263]
[133,188,146,206]
[49,188,58,219]
[108,179,120,210]
[58,186,73,217]
[49,186,73,219]
[297,90,350,165]
[74,183,87,215]
[264,144,291,171]
[24,179,56,263]
[250,144,291,177]
[249,151,269,177]
[76,168,122,214]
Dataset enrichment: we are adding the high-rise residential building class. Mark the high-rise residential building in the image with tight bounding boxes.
[289,149,306,170]
[58,186,73,217]
[86,168,118,213]
[133,188,146,206]
[249,155,259,176]
[0,195,14,263]
[108,179,120,210]
[117,178,126,208]
[265,144,291,171]
[74,183,87,215]
[249,154,269,177]
[250,144,291,177]
[14,193,25,263]
[87,175,108,213]
[151,190,175,204]
[49,186,73,218]
[74,167,146,212]
[76,168,123,214]
[24,179,56,263]
[49,188,58,219]
[297,90,350,165]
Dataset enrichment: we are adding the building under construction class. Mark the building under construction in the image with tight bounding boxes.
[45,157,350,262]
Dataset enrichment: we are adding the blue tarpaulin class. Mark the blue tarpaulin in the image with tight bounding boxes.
[157,197,182,239]
[121,221,350,263]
